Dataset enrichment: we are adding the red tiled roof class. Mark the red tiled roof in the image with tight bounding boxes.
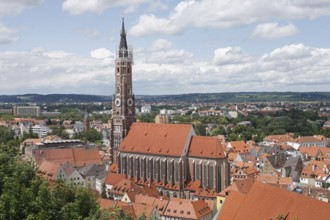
[104,172,126,186]
[263,134,294,143]
[188,136,226,159]
[218,182,330,220]
[228,141,251,153]
[296,136,325,143]
[98,198,116,209]
[37,161,61,183]
[299,146,319,156]
[163,198,212,219]
[256,174,293,185]
[132,203,154,219]
[33,147,102,167]
[120,123,194,157]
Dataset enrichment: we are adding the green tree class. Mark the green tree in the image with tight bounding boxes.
[73,128,103,142]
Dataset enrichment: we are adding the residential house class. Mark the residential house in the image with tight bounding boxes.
[287,135,328,150]
[79,164,105,188]
[103,172,126,198]
[162,198,212,220]
[262,152,287,175]
[281,156,303,182]
[299,146,329,161]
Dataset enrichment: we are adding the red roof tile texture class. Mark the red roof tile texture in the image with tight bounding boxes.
[33,147,102,167]
[120,123,194,157]
[218,181,330,220]
[163,198,212,219]
[188,136,226,159]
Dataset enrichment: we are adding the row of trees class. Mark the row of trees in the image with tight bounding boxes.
[0,133,106,219]
[0,127,144,219]
[139,108,329,142]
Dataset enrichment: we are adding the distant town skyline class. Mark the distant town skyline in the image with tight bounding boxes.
[0,0,330,95]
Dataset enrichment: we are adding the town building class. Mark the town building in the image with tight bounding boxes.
[13,106,41,117]
[155,114,169,124]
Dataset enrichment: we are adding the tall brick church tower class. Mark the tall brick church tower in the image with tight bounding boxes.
[110,18,136,164]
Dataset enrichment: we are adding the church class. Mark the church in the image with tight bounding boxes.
[110,19,229,199]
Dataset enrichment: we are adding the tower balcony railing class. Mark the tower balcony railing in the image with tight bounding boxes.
[115,47,134,64]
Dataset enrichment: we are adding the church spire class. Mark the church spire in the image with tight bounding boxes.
[119,17,128,58]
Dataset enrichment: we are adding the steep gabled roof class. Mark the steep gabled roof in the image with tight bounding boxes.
[188,136,226,159]
[120,123,194,157]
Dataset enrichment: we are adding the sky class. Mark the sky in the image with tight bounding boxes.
[0,0,330,96]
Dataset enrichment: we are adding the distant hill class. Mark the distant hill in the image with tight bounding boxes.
[1,92,330,103]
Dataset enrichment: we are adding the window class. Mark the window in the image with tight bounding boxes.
[132,157,136,177]
[160,160,164,181]
[195,161,200,180]
[153,159,158,181]
[203,163,208,188]
[209,165,214,189]
[127,156,132,177]
[146,158,149,179]
[167,160,173,184]
[174,160,179,182]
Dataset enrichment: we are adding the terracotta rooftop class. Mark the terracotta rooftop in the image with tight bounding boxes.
[299,146,329,157]
[296,136,324,143]
[228,141,251,153]
[256,174,293,185]
[37,160,61,182]
[120,123,194,157]
[110,179,143,196]
[188,136,226,159]
[33,147,102,167]
[132,203,154,219]
[263,134,294,143]
[163,198,212,220]
[217,181,330,220]
[219,175,255,197]
[104,172,126,186]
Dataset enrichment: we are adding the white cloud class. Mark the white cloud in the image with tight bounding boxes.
[0,0,43,17]
[213,47,252,65]
[146,49,193,64]
[0,23,18,44]
[150,39,173,51]
[90,48,114,59]
[1,44,330,95]
[251,23,298,38]
[62,0,151,15]
[130,0,330,37]
[0,0,42,44]
[263,44,312,60]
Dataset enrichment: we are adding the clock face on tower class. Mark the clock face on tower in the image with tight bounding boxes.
[115,98,121,107]
[127,98,133,106]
